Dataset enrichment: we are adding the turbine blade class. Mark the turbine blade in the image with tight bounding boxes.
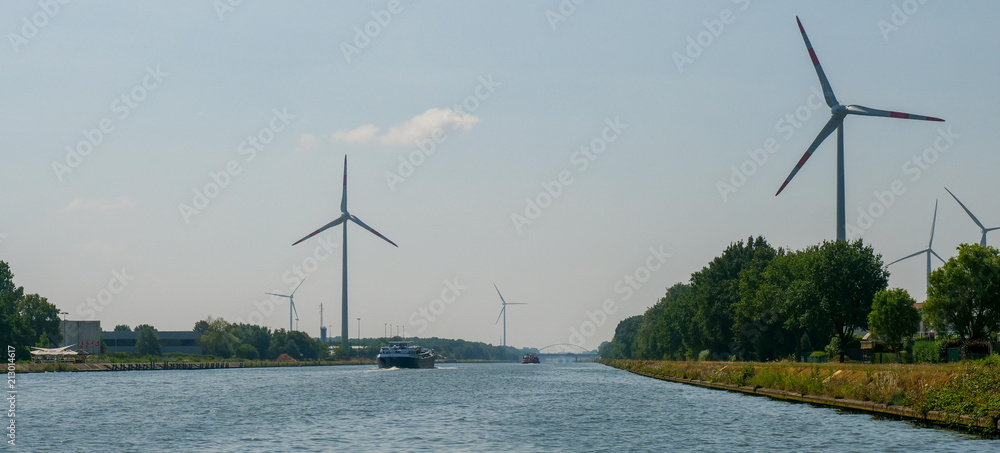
[844,105,944,122]
[292,215,347,246]
[265,292,290,298]
[349,215,398,247]
[986,227,1000,232]
[291,300,299,319]
[495,307,505,324]
[341,155,348,213]
[928,199,939,247]
[887,249,929,266]
[494,283,507,305]
[776,116,841,195]
[505,303,527,305]
[291,275,307,296]
[930,249,946,264]
[796,16,838,107]
[945,187,987,230]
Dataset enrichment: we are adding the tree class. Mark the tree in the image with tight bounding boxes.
[134,324,162,356]
[17,293,62,347]
[230,323,271,359]
[633,283,692,360]
[925,244,1000,341]
[196,318,238,358]
[736,248,823,361]
[809,240,888,361]
[689,236,776,357]
[603,315,643,359]
[114,324,131,332]
[192,319,210,333]
[868,288,920,362]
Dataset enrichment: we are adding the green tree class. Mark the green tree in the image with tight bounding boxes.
[230,323,271,359]
[868,288,920,362]
[114,324,131,332]
[925,244,1000,341]
[196,318,238,358]
[735,248,821,361]
[689,236,776,357]
[134,324,162,356]
[192,319,210,333]
[235,344,259,360]
[633,283,692,360]
[17,293,62,347]
[603,315,643,359]
[809,240,888,361]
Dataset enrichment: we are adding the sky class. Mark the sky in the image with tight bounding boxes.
[2,1,998,351]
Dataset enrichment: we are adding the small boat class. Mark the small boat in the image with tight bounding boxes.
[521,353,540,364]
[377,342,435,369]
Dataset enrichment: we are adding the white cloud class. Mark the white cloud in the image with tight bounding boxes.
[330,108,480,146]
[63,196,135,213]
[75,239,126,255]
[299,133,318,148]
[331,124,379,144]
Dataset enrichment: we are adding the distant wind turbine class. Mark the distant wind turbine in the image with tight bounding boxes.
[776,16,944,241]
[493,284,526,347]
[265,276,306,332]
[292,156,398,350]
[945,187,1000,246]
[886,200,945,288]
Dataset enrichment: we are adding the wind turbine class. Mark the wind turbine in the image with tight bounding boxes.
[292,156,398,350]
[493,284,526,347]
[945,187,1000,246]
[886,200,945,288]
[775,16,945,241]
[265,276,306,332]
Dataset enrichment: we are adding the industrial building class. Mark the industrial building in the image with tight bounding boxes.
[60,320,102,355]
[103,330,203,355]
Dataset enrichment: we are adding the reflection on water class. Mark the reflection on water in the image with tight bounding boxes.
[16,362,998,452]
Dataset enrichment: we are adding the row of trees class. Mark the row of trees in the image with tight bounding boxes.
[601,239,1000,363]
[0,261,62,360]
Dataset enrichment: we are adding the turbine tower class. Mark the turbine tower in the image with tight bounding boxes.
[945,187,1000,246]
[265,276,306,332]
[292,156,398,350]
[776,16,945,241]
[886,200,945,288]
[493,284,526,347]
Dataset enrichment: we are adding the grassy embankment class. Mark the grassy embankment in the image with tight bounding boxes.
[15,357,376,373]
[603,358,1000,433]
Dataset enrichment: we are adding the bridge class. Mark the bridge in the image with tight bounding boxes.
[536,344,598,363]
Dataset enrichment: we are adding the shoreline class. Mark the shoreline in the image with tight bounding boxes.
[601,359,1000,434]
[14,358,515,373]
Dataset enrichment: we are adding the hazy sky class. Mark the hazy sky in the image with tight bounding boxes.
[2,1,998,350]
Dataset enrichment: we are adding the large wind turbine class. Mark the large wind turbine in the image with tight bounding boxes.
[776,16,945,241]
[887,200,945,288]
[493,284,526,347]
[945,187,1000,246]
[292,156,398,350]
[265,276,306,332]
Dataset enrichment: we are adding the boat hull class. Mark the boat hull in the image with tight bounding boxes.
[377,355,435,369]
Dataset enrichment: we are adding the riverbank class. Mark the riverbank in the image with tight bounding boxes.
[602,358,1000,433]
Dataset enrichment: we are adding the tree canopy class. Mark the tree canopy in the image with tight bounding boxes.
[925,244,1000,341]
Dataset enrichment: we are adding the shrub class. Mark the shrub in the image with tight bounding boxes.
[697,349,710,361]
[913,340,940,363]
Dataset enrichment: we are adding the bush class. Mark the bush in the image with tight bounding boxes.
[235,344,259,360]
[808,351,828,363]
[913,340,941,363]
[697,349,710,361]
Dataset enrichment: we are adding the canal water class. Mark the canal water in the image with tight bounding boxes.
[14,362,1000,452]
